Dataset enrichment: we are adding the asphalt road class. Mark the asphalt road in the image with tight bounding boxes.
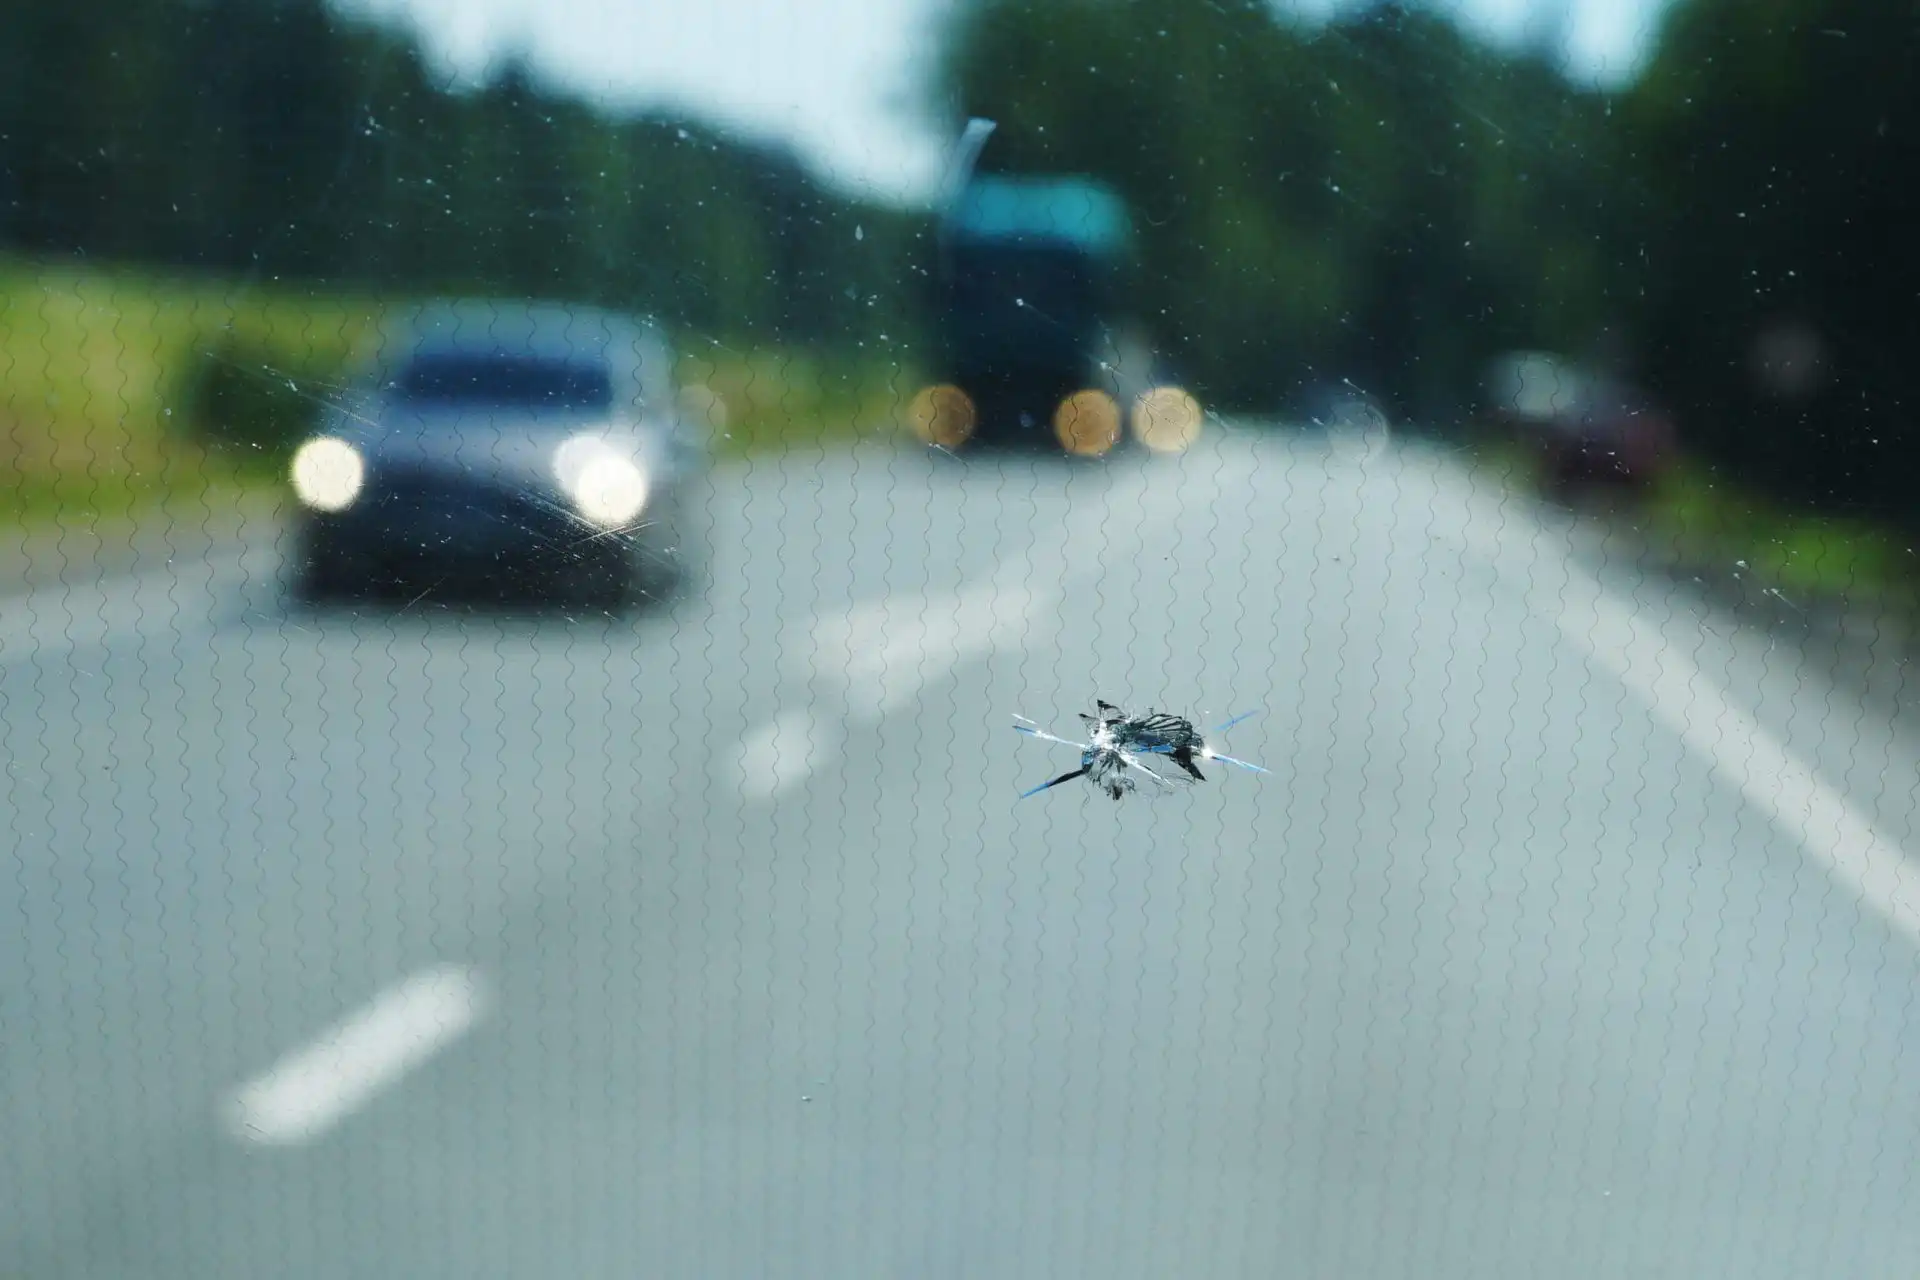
[7,426,1920,1279]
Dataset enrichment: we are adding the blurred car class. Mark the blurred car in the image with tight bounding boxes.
[285,300,707,610]
[1484,350,1674,498]
[1484,350,1583,432]
[1538,377,1676,497]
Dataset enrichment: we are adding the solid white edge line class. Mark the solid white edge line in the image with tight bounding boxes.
[223,964,489,1147]
[1553,565,1920,949]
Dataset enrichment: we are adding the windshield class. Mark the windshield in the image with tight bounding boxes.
[389,353,616,411]
[7,1,1918,1277]
[948,175,1132,255]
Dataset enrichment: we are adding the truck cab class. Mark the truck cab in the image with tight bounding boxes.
[917,174,1149,455]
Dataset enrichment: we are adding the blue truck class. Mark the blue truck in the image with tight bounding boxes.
[914,172,1186,456]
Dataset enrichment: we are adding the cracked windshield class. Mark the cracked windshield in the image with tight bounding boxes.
[7,0,1918,1276]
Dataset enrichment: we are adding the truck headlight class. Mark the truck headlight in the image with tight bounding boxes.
[907,383,977,449]
[1131,386,1204,453]
[290,437,365,512]
[553,434,651,528]
[1053,389,1122,456]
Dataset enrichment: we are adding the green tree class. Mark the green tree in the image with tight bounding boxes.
[932,0,1618,418]
[1625,0,1920,519]
[0,0,924,359]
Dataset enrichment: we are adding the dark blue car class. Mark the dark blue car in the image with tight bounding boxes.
[284,300,708,610]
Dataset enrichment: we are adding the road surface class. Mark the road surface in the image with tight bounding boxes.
[6,426,1920,1279]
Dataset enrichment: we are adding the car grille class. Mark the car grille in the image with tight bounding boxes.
[365,469,575,549]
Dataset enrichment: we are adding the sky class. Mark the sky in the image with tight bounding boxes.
[337,0,1673,206]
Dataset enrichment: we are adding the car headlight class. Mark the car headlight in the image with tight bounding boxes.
[552,434,651,528]
[289,437,365,512]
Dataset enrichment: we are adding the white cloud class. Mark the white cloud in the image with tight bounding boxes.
[338,0,1669,203]
[1568,0,1666,84]
[339,0,955,201]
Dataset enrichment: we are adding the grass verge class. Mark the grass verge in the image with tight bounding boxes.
[1639,461,1918,606]
[1473,431,1920,620]
[1,254,921,539]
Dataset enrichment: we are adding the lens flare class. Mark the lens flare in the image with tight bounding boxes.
[1053,389,1122,457]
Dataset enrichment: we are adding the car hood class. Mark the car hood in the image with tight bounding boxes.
[352,406,676,489]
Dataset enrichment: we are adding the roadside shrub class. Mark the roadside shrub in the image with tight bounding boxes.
[177,332,355,474]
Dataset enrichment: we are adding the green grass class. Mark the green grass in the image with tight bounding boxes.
[0,254,383,527]
[1471,428,1920,611]
[1641,460,1917,604]
[0,253,922,532]
[673,344,922,461]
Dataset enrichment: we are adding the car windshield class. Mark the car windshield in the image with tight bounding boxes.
[390,353,616,410]
[8,1,1919,1277]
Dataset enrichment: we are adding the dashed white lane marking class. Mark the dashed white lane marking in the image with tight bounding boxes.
[0,549,261,668]
[737,577,1059,800]
[815,578,1060,719]
[1552,578,1920,948]
[737,709,829,802]
[733,444,1246,804]
[223,964,489,1146]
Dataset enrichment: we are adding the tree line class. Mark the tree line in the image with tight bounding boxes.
[1,0,1911,523]
[937,0,1916,523]
[0,0,923,354]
